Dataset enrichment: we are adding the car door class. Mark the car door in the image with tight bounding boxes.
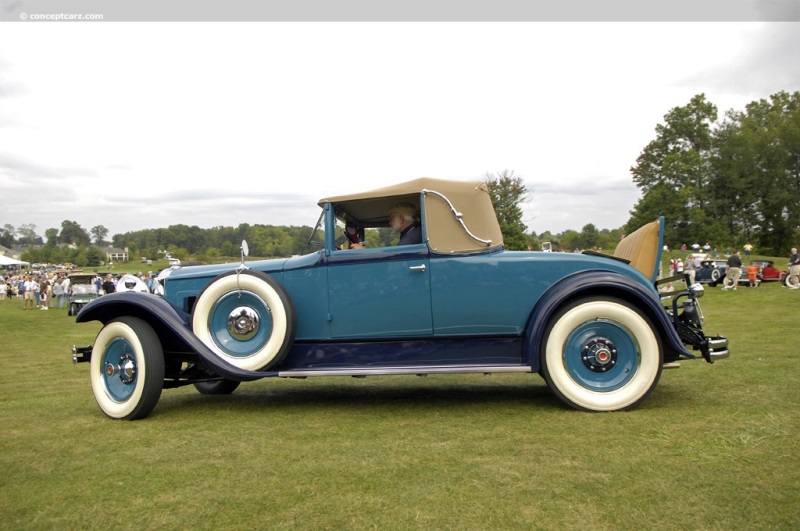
[325,244,432,338]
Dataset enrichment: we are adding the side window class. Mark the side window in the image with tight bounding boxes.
[331,196,424,251]
[334,217,401,250]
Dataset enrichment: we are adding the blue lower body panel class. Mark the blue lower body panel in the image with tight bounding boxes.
[277,337,524,371]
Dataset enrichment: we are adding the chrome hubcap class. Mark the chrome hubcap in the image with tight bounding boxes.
[582,338,618,372]
[105,354,136,384]
[227,306,260,341]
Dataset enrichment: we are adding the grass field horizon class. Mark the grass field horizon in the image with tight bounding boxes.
[1,262,798,529]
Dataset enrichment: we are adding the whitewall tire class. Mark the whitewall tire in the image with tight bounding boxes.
[90,317,164,420]
[541,297,663,412]
[192,270,296,372]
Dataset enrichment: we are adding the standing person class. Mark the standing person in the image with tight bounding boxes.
[685,255,696,285]
[788,247,800,289]
[33,277,40,307]
[744,243,753,257]
[747,262,760,288]
[723,251,743,291]
[0,276,6,301]
[102,274,116,295]
[39,277,50,310]
[22,276,37,310]
[53,277,65,308]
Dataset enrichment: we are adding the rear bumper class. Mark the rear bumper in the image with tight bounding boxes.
[706,335,729,361]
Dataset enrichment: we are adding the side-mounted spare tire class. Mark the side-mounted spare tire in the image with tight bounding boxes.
[192,270,296,372]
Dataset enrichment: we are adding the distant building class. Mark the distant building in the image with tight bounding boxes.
[104,246,129,263]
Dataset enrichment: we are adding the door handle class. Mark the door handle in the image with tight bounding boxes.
[409,264,426,272]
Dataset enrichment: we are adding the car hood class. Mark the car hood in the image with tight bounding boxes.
[166,257,291,281]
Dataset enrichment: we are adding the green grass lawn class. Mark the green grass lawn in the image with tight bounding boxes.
[1,278,798,529]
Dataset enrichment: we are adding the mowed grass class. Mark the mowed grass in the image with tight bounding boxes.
[1,279,798,530]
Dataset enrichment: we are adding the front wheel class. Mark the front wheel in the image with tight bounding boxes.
[90,317,164,420]
[540,297,663,412]
[786,274,799,288]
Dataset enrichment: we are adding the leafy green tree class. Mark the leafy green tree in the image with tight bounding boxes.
[559,230,581,252]
[59,220,90,246]
[86,246,105,267]
[17,224,41,245]
[90,225,109,246]
[0,224,15,247]
[44,228,59,244]
[713,91,800,254]
[579,224,600,249]
[630,95,723,242]
[484,170,531,250]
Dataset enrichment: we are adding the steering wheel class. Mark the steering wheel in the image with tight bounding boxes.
[343,225,361,249]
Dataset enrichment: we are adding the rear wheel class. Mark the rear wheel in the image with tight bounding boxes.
[540,296,663,412]
[90,317,164,420]
[194,379,241,395]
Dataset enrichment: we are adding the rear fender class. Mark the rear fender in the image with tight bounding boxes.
[523,271,692,371]
[76,293,270,381]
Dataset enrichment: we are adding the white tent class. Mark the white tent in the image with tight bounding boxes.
[0,255,29,268]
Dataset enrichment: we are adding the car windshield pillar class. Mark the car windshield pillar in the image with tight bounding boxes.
[323,203,336,256]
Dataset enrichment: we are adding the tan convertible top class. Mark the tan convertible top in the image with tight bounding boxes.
[318,177,504,254]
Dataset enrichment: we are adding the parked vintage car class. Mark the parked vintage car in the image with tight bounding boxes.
[72,178,728,420]
[66,273,99,316]
[749,260,787,283]
[694,259,728,284]
[115,274,150,293]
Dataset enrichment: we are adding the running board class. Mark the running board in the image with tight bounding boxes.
[277,365,533,378]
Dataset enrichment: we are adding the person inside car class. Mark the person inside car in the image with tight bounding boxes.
[350,202,421,249]
[388,202,422,245]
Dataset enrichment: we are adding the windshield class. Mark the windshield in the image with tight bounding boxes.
[72,284,97,295]
[306,209,326,251]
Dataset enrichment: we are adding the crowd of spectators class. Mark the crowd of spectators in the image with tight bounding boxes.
[0,270,161,310]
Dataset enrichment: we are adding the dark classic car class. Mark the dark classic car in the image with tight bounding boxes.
[694,259,727,284]
[72,178,728,420]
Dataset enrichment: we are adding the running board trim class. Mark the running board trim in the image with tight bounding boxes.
[277,365,533,378]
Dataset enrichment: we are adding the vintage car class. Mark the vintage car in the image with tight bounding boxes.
[72,178,728,420]
[694,259,728,284]
[749,260,787,283]
[66,273,99,316]
[115,274,150,293]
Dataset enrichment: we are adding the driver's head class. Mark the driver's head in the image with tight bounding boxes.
[388,202,416,231]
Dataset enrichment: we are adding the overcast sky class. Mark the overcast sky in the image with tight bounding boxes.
[1,20,799,241]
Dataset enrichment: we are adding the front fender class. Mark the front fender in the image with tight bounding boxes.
[76,293,271,381]
[523,271,692,371]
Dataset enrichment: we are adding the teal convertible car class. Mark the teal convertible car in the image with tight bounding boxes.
[72,178,728,420]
